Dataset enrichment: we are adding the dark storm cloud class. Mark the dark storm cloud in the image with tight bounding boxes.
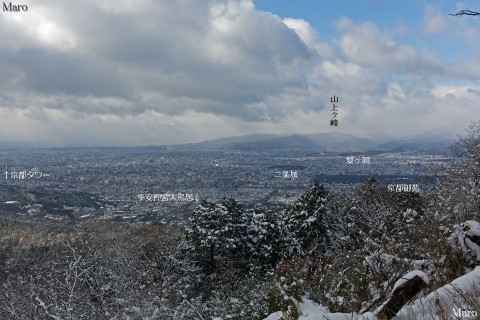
[3,49,131,98]
[0,0,312,120]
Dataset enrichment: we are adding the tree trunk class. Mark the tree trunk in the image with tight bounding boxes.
[375,275,428,320]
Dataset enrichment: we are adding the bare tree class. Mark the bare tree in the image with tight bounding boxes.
[428,121,480,223]
[449,9,480,18]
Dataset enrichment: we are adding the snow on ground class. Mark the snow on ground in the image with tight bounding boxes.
[263,297,378,320]
[263,267,480,320]
[464,221,480,238]
[263,312,283,320]
[297,297,377,319]
[394,266,480,319]
[263,266,480,320]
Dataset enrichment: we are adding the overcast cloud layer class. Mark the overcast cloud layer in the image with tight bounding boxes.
[0,0,478,146]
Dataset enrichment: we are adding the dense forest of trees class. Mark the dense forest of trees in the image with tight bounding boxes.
[1,121,480,319]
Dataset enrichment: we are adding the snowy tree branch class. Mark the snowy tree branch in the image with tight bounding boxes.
[449,9,480,17]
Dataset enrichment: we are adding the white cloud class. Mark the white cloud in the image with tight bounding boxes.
[337,17,427,71]
[283,18,317,49]
[423,6,450,35]
[283,17,334,59]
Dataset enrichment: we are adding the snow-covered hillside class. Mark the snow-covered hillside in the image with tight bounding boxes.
[262,267,480,320]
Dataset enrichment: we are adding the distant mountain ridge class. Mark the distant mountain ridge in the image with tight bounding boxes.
[171,130,454,153]
[0,127,457,152]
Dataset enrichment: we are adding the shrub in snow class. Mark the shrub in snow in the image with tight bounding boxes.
[265,283,300,320]
[450,220,480,269]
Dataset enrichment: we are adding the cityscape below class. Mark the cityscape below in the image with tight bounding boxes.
[0,132,454,227]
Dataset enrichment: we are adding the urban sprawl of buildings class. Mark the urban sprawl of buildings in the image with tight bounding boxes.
[0,147,452,226]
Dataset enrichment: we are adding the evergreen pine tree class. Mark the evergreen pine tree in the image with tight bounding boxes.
[185,198,245,273]
[244,205,285,269]
[284,182,330,253]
